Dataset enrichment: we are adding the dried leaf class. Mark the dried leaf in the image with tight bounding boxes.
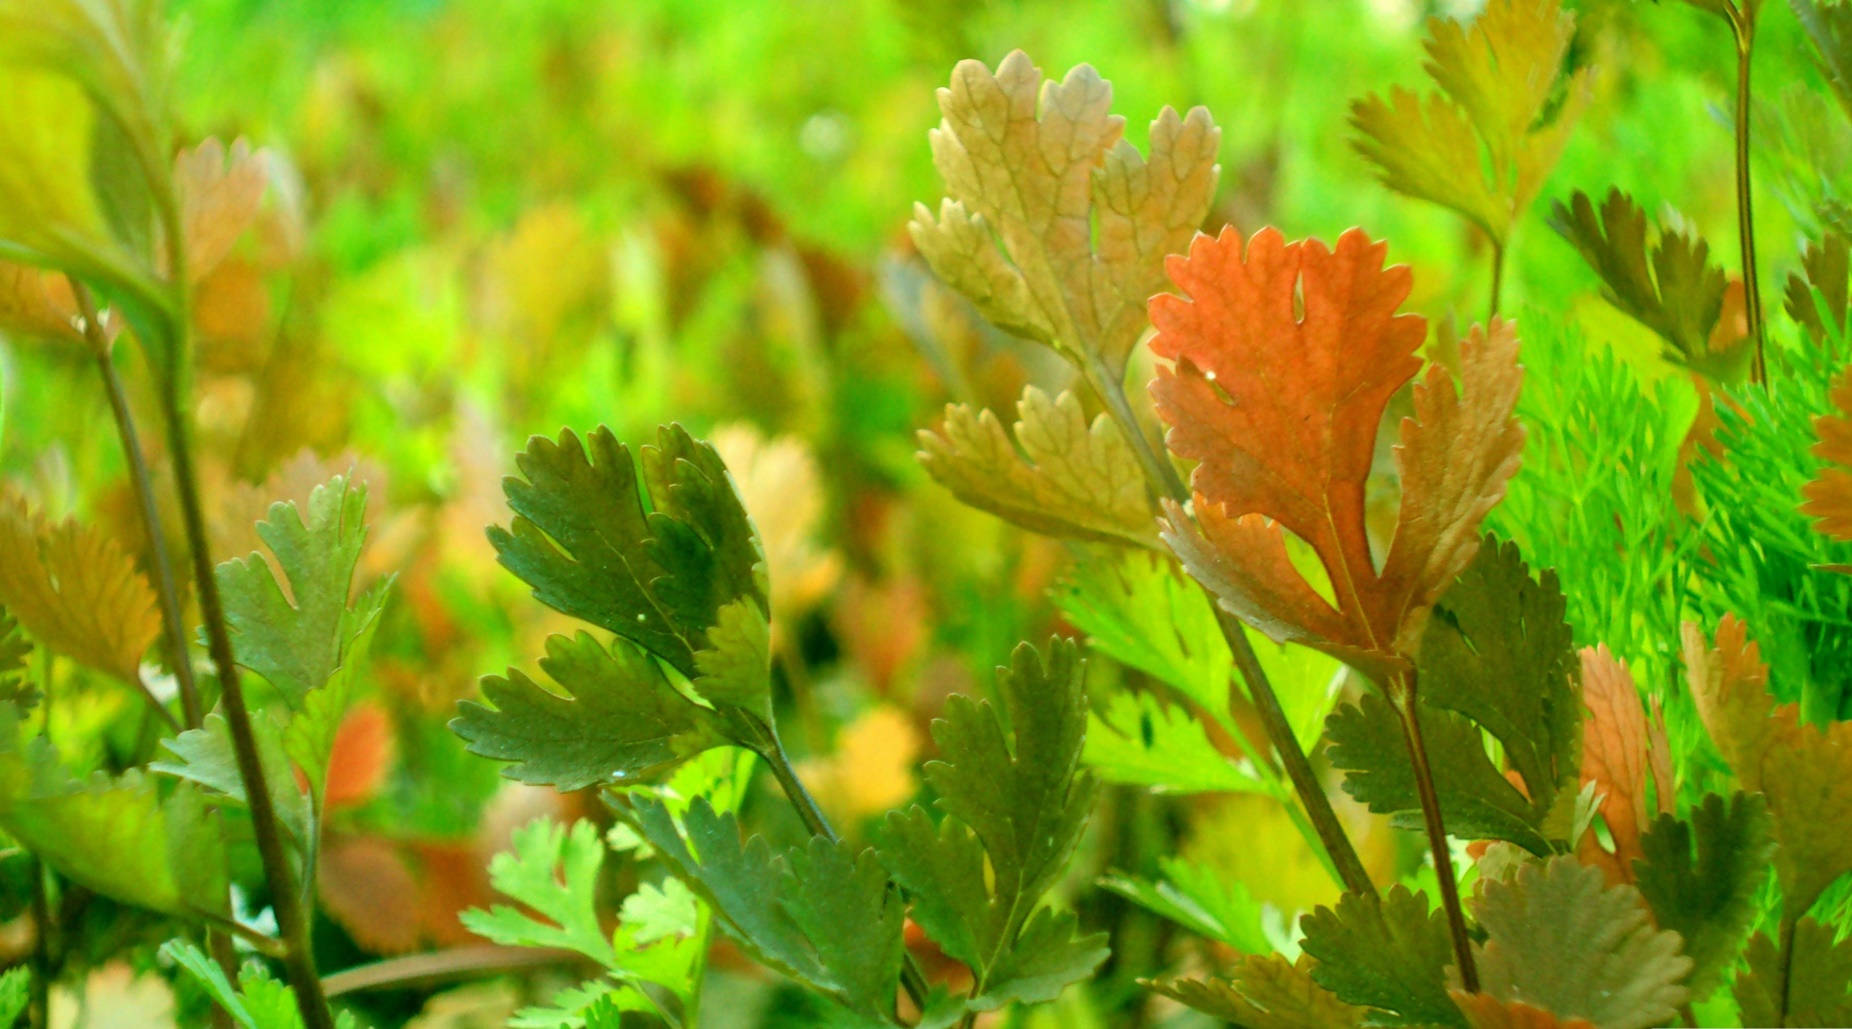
[0,490,160,684]
[1146,955,1364,1029]
[0,261,85,344]
[911,50,1220,378]
[1152,226,1523,677]
[919,387,1155,548]
[1450,992,1597,1029]
[1467,855,1691,1029]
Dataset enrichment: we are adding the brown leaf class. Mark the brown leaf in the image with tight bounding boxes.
[1577,645,1648,884]
[911,49,1220,379]
[0,261,83,344]
[323,700,395,812]
[0,490,159,683]
[1451,991,1598,1029]
[1151,227,1523,675]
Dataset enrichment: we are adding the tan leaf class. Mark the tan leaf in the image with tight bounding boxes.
[797,705,921,823]
[1451,991,1598,1029]
[174,138,267,281]
[1576,645,1648,884]
[1802,362,1852,541]
[0,261,83,344]
[1150,227,1522,676]
[1685,615,1852,916]
[710,424,843,622]
[0,491,159,684]
[919,387,1157,549]
[911,50,1220,378]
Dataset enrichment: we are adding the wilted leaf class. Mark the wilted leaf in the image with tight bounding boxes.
[1548,190,1748,381]
[1802,362,1852,540]
[1734,917,1852,1028]
[1632,792,1773,998]
[1467,855,1690,1029]
[0,490,160,685]
[1146,954,1363,1029]
[1299,884,1464,1026]
[1351,0,1587,246]
[1685,615,1852,916]
[1151,228,1522,678]
[919,388,1156,549]
[911,49,1220,379]
[1577,645,1647,881]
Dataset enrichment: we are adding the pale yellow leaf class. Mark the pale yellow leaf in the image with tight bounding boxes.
[0,491,159,684]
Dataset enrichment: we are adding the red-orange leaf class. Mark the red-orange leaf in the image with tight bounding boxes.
[1802,363,1852,541]
[1577,645,1648,884]
[1151,226,1523,676]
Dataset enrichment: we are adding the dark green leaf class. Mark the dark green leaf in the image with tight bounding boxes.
[1734,918,1852,1028]
[1298,884,1464,1027]
[1632,791,1774,998]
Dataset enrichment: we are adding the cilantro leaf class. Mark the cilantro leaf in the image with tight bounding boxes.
[1468,855,1690,1029]
[1734,917,1852,1027]
[1299,884,1464,1027]
[1631,791,1773,999]
[1084,691,1262,794]
[462,818,615,965]
[1146,954,1363,1029]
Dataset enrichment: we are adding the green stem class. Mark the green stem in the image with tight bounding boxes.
[761,734,933,1019]
[1487,240,1505,323]
[1731,10,1768,385]
[71,279,206,730]
[28,859,50,1029]
[1388,672,1476,992]
[1082,360,1376,898]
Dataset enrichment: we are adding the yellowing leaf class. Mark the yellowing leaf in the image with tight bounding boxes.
[0,491,159,684]
[798,706,921,823]
[1351,0,1587,245]
[1577,645,1649,883]
[918,387,1156,549]
[1152,227,1523,676]
[710,423,843,621]
[0,261,85,344]
[1685,615,1852,916]
[1802,362,1852,541]
[174,138,267,281]
[911,49,1220,379]
[0,70,108,265]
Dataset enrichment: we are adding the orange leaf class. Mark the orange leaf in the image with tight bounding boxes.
[1577,645,1648,883]
[1802,363,1852,541]
[323,700,395,811]
[1151,227,1523,675]
[1451,991,1598,1029]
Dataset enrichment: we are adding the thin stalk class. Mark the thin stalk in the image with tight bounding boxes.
[71,279,206,729]
[1083,361,1376,898]
[1487,240,1506,323]
[761,735,933,1017]
[320,945,583,997]
[1776,914,1797,1025]
[147,183,334,1029]
[1731,10,1768,385]
[1388,672,1477,992]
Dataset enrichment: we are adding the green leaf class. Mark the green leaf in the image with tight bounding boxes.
[1548,189,1748,381]
[163,941,364,1029]
[917,388,1157,549]
[1468,855,1691,1029]
[0,967,28,1028]
[0,710,225,919]
[977,908,1109,1010]
[1632,792,1774,999]
[1417,536,1581,831]
[1325,691,1549,854]
[461,818,616,966]
[925,639,1094,908]
[151,711,311,850]
[1734,918,1852,1028]
[489,426,767,680]
[1084,691,1261,794]
[1057,548,1228,710]
[453,631,726,791]
[1298,884,1464,1027]
[216,476,372,706]
[875,807,989,971]
[282,581,388,800]
[1146,954,1363,1029]
[689,596,773,721]
[630,795,903,1021]
[1784,232,1849,342]
[0,609,39,713]
[1795,0,1852,122]
[1098,856,1270,954]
